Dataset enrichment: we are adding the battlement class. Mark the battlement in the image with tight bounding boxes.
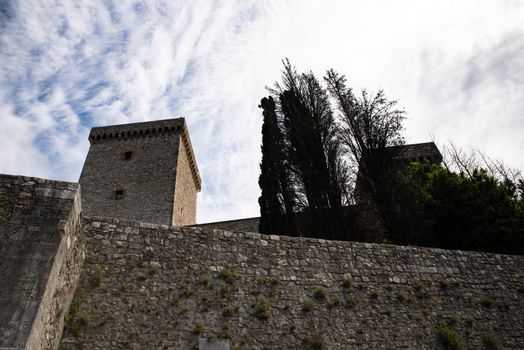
[88,118,183,142]
[389,141,443,163]
[87,118,201,190]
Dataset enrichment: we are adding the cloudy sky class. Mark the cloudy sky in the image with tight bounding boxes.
[1,1,523,223]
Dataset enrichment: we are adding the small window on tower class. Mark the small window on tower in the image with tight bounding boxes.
[123,151,133,160]
[114,189,125,200]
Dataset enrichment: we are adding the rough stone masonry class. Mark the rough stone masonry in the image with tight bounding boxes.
[59,216,523,349]
[79,118,201,227]
[0,175,84,350]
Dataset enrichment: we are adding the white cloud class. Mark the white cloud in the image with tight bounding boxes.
[0,0,523,222]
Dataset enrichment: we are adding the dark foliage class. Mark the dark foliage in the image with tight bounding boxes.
[258,59,524,255]
[324,69,406,242]
[409,162,524,255]
[258,96,297,235]
[258,60,350,239]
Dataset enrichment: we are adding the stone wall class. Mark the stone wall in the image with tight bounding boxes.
[79,119,184,226]
[62,216,523,349]
[0,175,84,350]
[192,217,260,233]
[173,133,199,226]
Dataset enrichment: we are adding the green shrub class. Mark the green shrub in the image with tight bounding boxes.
[436,323,464,350]
[219,324,233,339]
[64,295,88,338]
[256,276,267,284]
[176,306,190,315]
[482,334,499,350]
[346,297,356,309]
[481,295,494,308]
[250,288,262,296]
[220,285,231,298]
[396,292,407,301]
[128,260,137,269]
[192,321,204,335]
[302,298,314,312]
[72,315,89,337]
[313,287,326,300]
[327,296,341,309]
[342,277,352,289]
[303,332,325,350]
[222,303,239,317]
[200,274,212,289]
[408,163,524,255]
[89,266,102,287]
[464,316,474,328]
[200,294,212,310]
[439,280,451,290]
[179,284,193,298]
[218,268,236,284]
[253,297,270,320]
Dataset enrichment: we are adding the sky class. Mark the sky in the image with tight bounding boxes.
[1,1,523,223]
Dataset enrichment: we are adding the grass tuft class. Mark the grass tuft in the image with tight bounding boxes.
[436,323,464,350]
[313,287,326,301]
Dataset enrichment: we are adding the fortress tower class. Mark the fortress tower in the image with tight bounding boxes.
[79,118,201,226]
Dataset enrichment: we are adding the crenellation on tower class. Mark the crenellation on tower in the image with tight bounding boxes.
[87,118,185,142]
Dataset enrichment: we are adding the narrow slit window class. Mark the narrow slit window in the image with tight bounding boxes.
[123,151,133,160]
[114,189,125,200]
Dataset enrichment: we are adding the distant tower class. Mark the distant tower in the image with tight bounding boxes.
[354,142,442,204]
[79,118,201,226]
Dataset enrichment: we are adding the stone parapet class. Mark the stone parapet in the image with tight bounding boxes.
[0,174,85,350]
[62,216,524,349]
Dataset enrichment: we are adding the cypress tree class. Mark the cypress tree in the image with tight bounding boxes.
[271,60,350,239]
[258,96,296,235]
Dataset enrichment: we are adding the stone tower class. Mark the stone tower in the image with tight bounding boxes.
[79,118,201,226]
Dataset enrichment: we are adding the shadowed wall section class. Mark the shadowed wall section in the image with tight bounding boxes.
[0,175,84,350]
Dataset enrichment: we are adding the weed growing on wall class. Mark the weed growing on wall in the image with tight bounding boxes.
[302,298,314,312]
[63,295,89,338]
[327,296,341,309]
[481,295,494,308]
[199,274,212,289]
[436,323,464,350]
[482,334,500,350]
[191,321,204,335]
[303,332,325,350]
[253,297,270,320]
[223,303,239,317]
[342,277,352,289]
[89,265,102,287]
[218,268,236,284]
[313,287,326,300]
